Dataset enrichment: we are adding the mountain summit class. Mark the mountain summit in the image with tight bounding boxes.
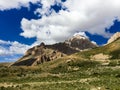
[65,34,97,50]
[11,34,97,66]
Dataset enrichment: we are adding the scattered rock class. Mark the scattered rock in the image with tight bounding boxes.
[91,53,110,60]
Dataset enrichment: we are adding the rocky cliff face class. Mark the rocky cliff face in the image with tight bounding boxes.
[11,42,79,66]
[12,34,97,66]
[107,32,120,44]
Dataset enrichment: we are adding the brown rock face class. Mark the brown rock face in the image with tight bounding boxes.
[107,32,120,44]
[12,34,97,66]
[12,43,78,66]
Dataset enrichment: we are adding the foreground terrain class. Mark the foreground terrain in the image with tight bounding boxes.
[0,33,120,90]
[0,58,120,90]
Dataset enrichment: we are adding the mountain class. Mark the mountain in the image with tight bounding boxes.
[11,42,78,66]
[11,34,97,66]
[65,34,97,50]
[107,32,120,44]
[2,33,120,90]
[75,32,120,60]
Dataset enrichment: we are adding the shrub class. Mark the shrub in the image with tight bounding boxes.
[108,60,118,66]
[50,63,68,74]
[68,60,100,68]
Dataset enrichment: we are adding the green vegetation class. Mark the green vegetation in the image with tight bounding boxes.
[0,58,120,90]
[74,38,120,60]
[0,38,120,90]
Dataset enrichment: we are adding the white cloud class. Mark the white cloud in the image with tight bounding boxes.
[0,40,11,44]
[0,0,39,10]
[20,0,120,45]
[0,40,31,56]
[38,0,55,15]
[73,32,88,38]
[0,55,22,62]
[0,39,37,62]
[34,0,63,16]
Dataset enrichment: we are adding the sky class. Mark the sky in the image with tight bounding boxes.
[0,0,120,62]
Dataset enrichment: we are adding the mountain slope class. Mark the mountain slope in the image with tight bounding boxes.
[75,37,120,60]
[107,32,120,44]
[11,34,97,66]
[11,42,79,66]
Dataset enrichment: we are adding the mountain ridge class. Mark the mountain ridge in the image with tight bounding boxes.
[11,34,97,66]
[11,32,120,66]
[107,32,120,44]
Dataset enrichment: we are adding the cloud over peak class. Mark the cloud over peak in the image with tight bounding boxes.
[20,0,120,44]
[1,0,118,45]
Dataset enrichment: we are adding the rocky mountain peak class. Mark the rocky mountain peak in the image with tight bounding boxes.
[107,32,120,44]
[65,34,97,50]
[11,34,97,66]
[40,42,45,47]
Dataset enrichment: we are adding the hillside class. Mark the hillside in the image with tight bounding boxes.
[0,51,120,90]
[11,42,79,66]
[11,34,97,66]
[74,37,120,60]
[107,32,120,44]
[11,32,120,67]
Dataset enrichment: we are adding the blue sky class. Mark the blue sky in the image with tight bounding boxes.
[0,0,120,62]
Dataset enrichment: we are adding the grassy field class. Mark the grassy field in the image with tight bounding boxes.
[0,58,120,90]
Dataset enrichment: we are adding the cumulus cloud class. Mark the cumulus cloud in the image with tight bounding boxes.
[20,0,120,44]
[0,40,30,56]
[0,39,32,62]
[35,0,55,16]
[0,0,39,10]
[34,0,63,16]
